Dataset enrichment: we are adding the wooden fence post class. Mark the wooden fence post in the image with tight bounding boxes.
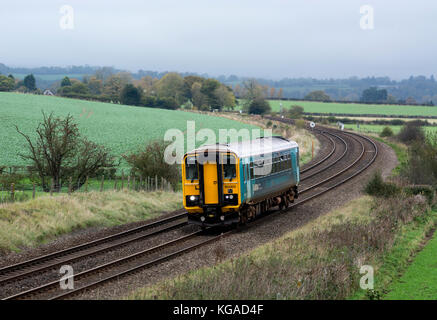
[50,179,54,196]
[140,176,143,191]
[85,176,89,192]
[155,175,158,191]
[33,183,36,199]
[132,176,136,191]
[121,170,125,190]
[100,175,105,192]
[127,175,131,190]
[68,177,72,195]
[11,183,15,202]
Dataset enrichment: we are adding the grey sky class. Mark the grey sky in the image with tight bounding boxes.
[1,0,436,79]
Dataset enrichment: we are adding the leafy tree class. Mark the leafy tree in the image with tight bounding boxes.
[0,75,15,91]
[15,112,114,192]
[361,87,388,103]
[304,90,331,101]
[200,79,221,109]
[248,97,271,115]
[191,82,207,109]
[120,84,142,106]
[71,82,90,94]
[241,79,263,112]
[87,77,103,95]
[155,72,185,105]
[23,74,36,91]
[61,76,72,87]
[214,85,236,110]
[103,72,133,102]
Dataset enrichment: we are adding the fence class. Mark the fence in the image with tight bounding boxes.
[0,175,174,204]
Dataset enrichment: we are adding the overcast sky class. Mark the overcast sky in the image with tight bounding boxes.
[1,0,436,79]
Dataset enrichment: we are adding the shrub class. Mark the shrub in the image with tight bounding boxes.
[248,97,271,115]
[295,119,305,129]
[286,105,304,119]
[401,134,437,185]
[397,122,425,144]
[365,171,400,197]
[0,173,26,190]
[379,126,394,138]
[404,185,435,204]
[123,140,180,190]
[156,97,179,110]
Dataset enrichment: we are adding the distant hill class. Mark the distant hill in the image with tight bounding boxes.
[1,63,436,103]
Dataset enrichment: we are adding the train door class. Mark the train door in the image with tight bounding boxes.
[291,149,298,183]
[203,159,219,204]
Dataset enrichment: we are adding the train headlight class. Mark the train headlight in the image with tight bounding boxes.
[223,193,238,205]
[186,195,200,207]
[200,216,206,222]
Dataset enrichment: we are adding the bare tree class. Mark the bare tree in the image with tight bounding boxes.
[16,112,114,192]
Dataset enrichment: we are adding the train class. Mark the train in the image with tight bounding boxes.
[181,136,300,227]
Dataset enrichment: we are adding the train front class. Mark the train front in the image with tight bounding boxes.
[182,146,240,227]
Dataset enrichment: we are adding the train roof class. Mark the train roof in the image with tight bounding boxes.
[186,136,298,158]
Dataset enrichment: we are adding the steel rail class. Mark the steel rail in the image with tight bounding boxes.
[2,125,378,300]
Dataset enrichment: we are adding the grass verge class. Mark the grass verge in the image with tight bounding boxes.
[383,224,437,299]
[0,190,182,253]
[127,193,433,300]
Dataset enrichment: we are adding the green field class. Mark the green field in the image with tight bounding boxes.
[0,92,259,167]
[343,123,437,135]
[385,226,437,300]
[266,100,437,117]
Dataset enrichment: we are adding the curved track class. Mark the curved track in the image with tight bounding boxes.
[0,121,378,300]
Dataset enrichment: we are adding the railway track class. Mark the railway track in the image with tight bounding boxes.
[0,122,378,300]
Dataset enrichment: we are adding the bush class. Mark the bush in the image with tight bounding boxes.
[120,84,142,106]
[365,172,400,198]
[397,122,425,144]
[286,105,304,119]
[379,126,394,138]
[295,119,305,129]
[123,140,180,190]
[401,134,437,185]
[404,185,435,204]
[0,173,26,190]
[248,97,271,115]
[156,97,179,110]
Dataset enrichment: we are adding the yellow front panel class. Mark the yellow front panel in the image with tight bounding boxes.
[203,162,219,204]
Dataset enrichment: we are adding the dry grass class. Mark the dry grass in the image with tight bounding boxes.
[128,194,433,300]
[0,190,182,253]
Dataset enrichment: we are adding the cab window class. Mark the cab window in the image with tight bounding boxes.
[222,155,236,179]
[185,157,198,180]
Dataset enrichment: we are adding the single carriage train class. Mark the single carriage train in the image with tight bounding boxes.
[182,136,300,227]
